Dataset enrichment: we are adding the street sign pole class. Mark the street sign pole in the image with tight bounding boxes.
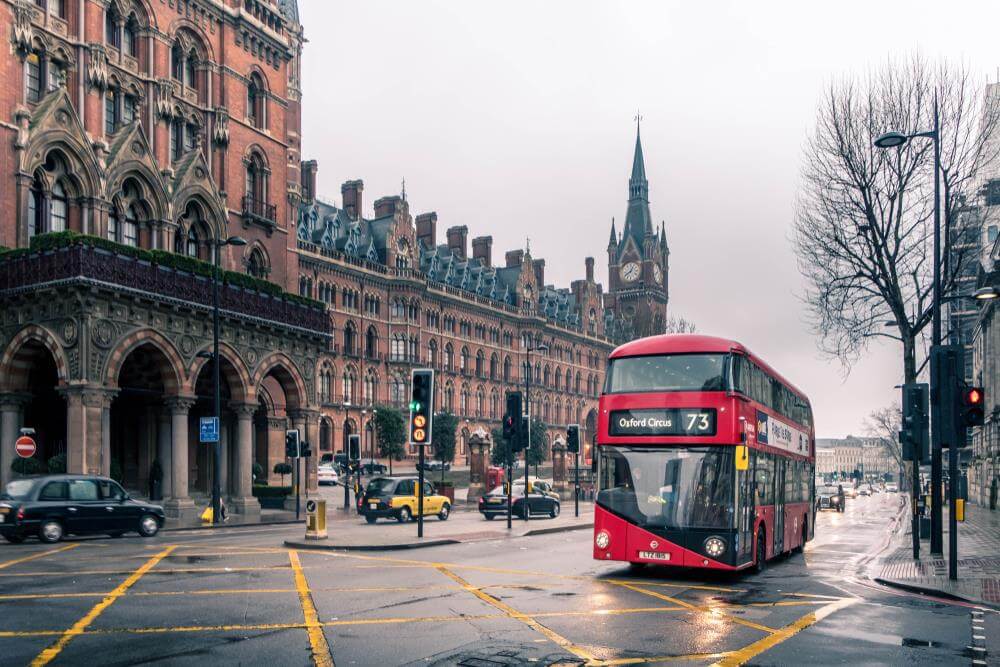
[296,455,301,521]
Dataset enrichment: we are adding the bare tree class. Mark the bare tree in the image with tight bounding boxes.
[664,314,697,334]
[865,404,907,490]
[794,55,1000,383]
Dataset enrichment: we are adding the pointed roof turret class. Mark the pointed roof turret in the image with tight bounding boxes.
[608,217,617,249]
[620,119,653,251]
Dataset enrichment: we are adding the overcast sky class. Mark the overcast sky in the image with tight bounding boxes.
[298,0,999,438]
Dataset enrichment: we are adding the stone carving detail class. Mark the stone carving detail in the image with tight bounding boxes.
[92,319,115,348]
[155,79,175,119]
[86,44,110,89]
[179,335,196,356]
[11,1,35,54]
[62,318,78,347]
[213,107,230,146]
[246,348,258,366]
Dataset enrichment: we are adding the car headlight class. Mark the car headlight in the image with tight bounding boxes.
[704,536,726,558]
[595,530,610,549]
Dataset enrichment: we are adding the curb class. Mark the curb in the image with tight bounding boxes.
[523,522,594,537]
[284,538,460,552]
[872,577,993,607]
[162,518,303,533]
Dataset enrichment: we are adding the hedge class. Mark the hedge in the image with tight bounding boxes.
[10,231,324,310]
[252,485,292,498]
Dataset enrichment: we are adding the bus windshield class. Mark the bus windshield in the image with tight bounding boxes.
[597,446,734,530]
[605,354,728,393]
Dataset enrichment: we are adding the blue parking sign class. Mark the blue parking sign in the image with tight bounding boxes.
[200,417,219,443]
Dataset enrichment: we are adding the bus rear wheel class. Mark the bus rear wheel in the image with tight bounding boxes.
[753,531,766,574]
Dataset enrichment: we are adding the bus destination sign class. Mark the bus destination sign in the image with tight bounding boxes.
[609,409,717,436]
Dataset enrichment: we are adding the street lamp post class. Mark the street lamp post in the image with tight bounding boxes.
[524,341,548,523]
[875,95,944,556]
[205,235,247,525]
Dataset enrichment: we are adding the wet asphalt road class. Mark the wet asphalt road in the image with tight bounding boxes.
[0,493,990,666]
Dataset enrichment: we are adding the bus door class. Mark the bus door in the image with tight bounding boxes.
[736,453,754,563]
[774,458,785,554]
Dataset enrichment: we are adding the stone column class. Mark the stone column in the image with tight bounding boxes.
[157,410,172,499]
[0,394,27,490]
[101,394,114,477]
[163,396,197,520]
[287,410,311,500]
[466,430,491,501]
[266,415,287,485]
[230,402,260,516]
[62,387,86,474]
[551,440,569,499]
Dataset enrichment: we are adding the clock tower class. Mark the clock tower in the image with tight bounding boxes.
[605,120,670,341]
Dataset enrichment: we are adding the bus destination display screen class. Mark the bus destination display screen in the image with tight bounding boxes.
[609,408,717,436]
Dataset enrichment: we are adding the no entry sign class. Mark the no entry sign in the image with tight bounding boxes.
[15,435,36,459]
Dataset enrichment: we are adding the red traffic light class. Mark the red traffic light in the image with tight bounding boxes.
[967,388,983,405]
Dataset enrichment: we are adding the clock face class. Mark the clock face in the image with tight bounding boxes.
[653,265,663,284]
[620,262,640,282]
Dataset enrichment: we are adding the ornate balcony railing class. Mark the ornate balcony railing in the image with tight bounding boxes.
[0,244,330,335]
[242,195,277,225]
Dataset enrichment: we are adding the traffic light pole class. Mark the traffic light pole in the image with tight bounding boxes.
[506,437,513,531]
[930,97,944,557]
[574,451,580,518]
[949,441,958,580]
[417,444,425,538]
[911,443,920,560]
[295,456,301,521]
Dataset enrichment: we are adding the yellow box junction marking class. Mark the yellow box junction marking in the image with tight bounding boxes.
[0,543,80,570]
[434,564,596,664]
[289,550,334,667]
[712,598,856,667]
[31,544,176,666]
[612,581,776,634]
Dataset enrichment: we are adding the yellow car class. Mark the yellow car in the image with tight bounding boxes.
[358,477,451,524]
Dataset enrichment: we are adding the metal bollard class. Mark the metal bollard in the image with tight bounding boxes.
[305,498,327,540]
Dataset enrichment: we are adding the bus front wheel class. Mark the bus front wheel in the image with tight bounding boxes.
[753,531,766,574]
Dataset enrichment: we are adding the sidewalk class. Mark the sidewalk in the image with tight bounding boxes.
[162,506,301,531]
[285,501,595,551]
[873,500,1000,607]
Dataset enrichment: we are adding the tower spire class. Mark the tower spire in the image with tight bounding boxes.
[608,217,617,247]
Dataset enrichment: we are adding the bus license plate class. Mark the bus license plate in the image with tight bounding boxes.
[638,551,669,561]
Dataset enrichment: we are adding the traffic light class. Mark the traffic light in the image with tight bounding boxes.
[504,391,522,446]
[566,424,580,454]
[520,416,530,451]
[900,383,929,463]
[347,434,361,461]
[285,429,301,459]
[959,386,985,428]
[409,369,434,445]
[933,345,964,448]
[301,442,313,459]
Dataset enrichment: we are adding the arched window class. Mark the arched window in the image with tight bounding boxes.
[170,119,184,161]
[342,369,356,405]
[107,207,121,242]
[476,388,485,418]
[247,73,266,129]
[363,369,378,405]
[105,6,121,49]
[460,347,470,373]
[247,248,268,278]
[489,354,498,380]
[27,173,44,239]
[444,344,454,371]
[185,50,197,89]
[245,152,267,205]
[343,322,356,355]
[123,17,139,57]
[490,390,499,420]
[185,224,200,257]
[122,205,138,247]
[475,350,485,377]
[428,340,438,368]
[460,385,469,415]
[444,382,454,412]
[171,43,183,80]
[555,368,562,391]
[503,357,511,383]
[365,327,377,359]
[50,181,67,232]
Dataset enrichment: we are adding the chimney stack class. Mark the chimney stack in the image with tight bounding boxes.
[472,236,493,266]
[532,259,545,287]
[341,180,364,221]
[446,225,468,259]
[301,160,318,203]
[505,249,524,268]
[416,212,437,250]
[585,257,594,282]
[374,195,402,218]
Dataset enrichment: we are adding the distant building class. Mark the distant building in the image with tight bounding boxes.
[815,436,896,481]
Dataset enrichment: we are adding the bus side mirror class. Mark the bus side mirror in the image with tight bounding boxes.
[735,445,749,471]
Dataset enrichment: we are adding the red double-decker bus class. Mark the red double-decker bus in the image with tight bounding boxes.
[593,334,815,572]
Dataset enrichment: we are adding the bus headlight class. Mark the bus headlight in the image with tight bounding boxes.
[704,536,726,558]
[595,531,610,549]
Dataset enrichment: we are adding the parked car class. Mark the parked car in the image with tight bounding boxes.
[416,460,451,472]
[0,475,164,543]
[359,460,387,475]
[815,484,843,512]
[478,479,560,520]
[318,464,339,486]
[358,477,451,524]
[858,487,870,496]
[885,483,898,493]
